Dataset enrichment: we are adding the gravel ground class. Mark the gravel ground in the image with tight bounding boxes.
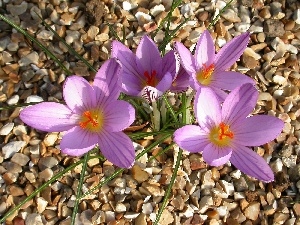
[0,0,300,224]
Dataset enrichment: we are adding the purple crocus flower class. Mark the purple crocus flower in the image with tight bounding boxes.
[112,35,178,101]
[20,59,135,168]
[174,83,284,182]
[175,30,254,100]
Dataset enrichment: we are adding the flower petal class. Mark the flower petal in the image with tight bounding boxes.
[211,71,255,91]
[20,102,77,132]
[232,115,284,146]
[103,100,135,132]
[111,40,141,79]
[121,72,143,96]
[174,41,196,75]
[160,50,178,80]
[174,125,209,153]
[136,36,162,75]
[98,131,135,168]
[230,144,274,182]
[60,126,97,156]
[194,88,221,130]
[195,30,215,70]
[214,32,250,71]
[202,143,232,166]
[93,58,122,102]
[156,72,173,93]
[222,83,258,126]
[63,76,96,112]
[170,66,191,92]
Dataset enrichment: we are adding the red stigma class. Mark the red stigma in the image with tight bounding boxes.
[79,111,99,129]
[218,122,234,140]
[144,70,157,87]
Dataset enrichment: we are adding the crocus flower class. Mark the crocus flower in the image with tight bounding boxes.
[174,83,284,182]
[175,30,254,100]
[20,59,135,168]
[112,35,178,101]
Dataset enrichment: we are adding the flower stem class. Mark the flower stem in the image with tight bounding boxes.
[162,94,178,124]
[71,152,90,225]
[154,148,183,225]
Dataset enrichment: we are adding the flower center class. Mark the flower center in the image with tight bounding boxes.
[209,122,234,146]
[79,110,103,132]
[196,64,214,86]
[144,70,157,87]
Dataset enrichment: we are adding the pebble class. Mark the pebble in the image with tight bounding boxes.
[25,95,44,103]
[244,202,260,220]
[7,2,28,16]
[2,141,26,159]
[7,95,19,105]
[11,153,30,166]
[293,9,300,24]
[0,122,14,135]
[43,132,58,146]
[25,213,43,225]
[135,213,147,225]
[18,52,39,66]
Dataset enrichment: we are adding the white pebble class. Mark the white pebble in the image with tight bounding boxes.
[0,122,14,135]
[7,95,19,105]
[293,9,300,24]
[142,203,153,214]
[135,11,152,24]
[150,4,165,17]
[2,141,26,159]
[25,95,43,103]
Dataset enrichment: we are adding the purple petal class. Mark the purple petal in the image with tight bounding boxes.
[214,32,250,71]
[136,36,162,76]
[111,40,142,79]
[98,131,135,168]
[156,72,173,93]
[222,83,258,126]
[174,42,196,75]
[20,102,77,132]
[211,71,255,91]
[161,50,178,80]
[194,88,221,130]
[103,100,135,132]
[232,115,284,146]
[230,144,274,182]
[173,125,209,153]
[93,59,122,102]
[121,72,143,96]
[170,66,191,92]
[202,143,232,166]
[60,126,98,156]
[63,76,96,112]
[195,30,215,70]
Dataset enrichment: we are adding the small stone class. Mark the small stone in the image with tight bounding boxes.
[39,168,54,181]
[37,197,48,213]
[38,157,59,170]
[131,164,149,183]
[264,20,285,38]
[221,9,241,22]
[11,153,30,166]
[7,2,28,16]
[244,202,260,220]
[0,122,14,135]
[25,95,43,103]
[258,92,272,101]
[25,213,43,225]
[43,133,58,146]
[293,9,300,24]
[158,209,174,225]
[293,203,300,216]
[7,95,19,105]
[115,203,127,213]
[135,213,147,225]
[2,141,26,159]
[9,185,25,196]
[18,52,39,66]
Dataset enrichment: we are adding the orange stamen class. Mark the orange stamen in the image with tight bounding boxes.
[196,64,215,85]
[79,111,99,129]
[218,122,234,140]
